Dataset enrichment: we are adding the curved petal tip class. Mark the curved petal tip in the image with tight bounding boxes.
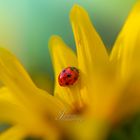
[70,4,88,20]
[49,35,62,49]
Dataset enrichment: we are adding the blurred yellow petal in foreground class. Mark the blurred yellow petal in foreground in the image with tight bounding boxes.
[0,1,140,140]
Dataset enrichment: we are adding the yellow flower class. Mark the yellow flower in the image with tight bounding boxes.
[0,1,140,140]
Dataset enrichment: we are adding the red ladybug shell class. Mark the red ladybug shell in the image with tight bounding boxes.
[58,67,79,86]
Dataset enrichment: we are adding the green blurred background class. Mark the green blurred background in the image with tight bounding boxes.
[0,0,137,79]
[0,0,138,91]
[0,0,139,139]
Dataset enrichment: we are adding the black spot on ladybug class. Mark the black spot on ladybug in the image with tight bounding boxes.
[66,82,69,85]
[67,74,71,77]
[62,70,66,73]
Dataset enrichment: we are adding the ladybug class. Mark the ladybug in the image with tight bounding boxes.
[58,66,79,86]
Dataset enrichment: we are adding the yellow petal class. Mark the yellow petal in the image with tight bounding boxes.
[49,36,82,108]
[0,100,24,124]
[109,1,140,121]
[0,87,38,126]
[70,5,109,102]
[62,118,110,140]
[70,5,109,76]
[0,48,67,137]
[0,94,59,137]
[0,87,16,103]
[112,77,140,123]
[110,1,140,79]
[0,48,64,116]
[0,125,26,140]
[0,88,37,132]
